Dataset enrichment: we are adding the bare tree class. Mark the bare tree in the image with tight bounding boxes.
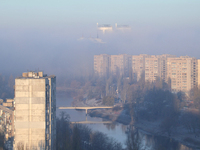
[72,125,82,150]
[126,129,141,150]
[0,131,4,150]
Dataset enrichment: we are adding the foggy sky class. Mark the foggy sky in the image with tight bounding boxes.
[1,0,200,78]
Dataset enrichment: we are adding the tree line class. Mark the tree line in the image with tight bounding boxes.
[59,74,200,139]
[0,74,14,100]
[56,112,123,150]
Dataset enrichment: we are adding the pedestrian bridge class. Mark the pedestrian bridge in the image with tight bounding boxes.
[71,121,112,124]
[58,106,113,115]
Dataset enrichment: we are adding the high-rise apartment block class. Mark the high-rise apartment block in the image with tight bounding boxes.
[110,54,132,77]
[158,54,176,82]
[198,59,200,87]
[14,71,56,150]
[145,54,176,82]
[167,56,198,93]
[132,54,149,81]
[144,55,161,82]
[94,54,110,77]
[94,54,200,93]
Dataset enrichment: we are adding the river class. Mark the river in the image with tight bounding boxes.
[57,95,194,150]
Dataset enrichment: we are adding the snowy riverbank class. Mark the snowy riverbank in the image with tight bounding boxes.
[72,98,200,149]
[89,108,200,149]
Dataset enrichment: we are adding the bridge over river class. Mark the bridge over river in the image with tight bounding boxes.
[58,106,113,124]
[71,121,112,124]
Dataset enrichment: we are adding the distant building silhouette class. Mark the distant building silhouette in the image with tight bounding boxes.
[94,54,199,94]
[132,54,150,81]
[94,54,110,78]
[110,54,132,77]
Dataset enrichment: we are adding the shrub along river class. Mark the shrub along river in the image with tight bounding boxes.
[57,95,193,150]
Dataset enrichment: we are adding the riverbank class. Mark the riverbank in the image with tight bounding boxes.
[72,98,200,149]
[72,98,131,124]
[134,120,200,150]
[89,109,131,125]
[89,109,200,150]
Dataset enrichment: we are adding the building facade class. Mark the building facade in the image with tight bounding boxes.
[14,71,56,150]
[167,56,198,93]
[132,54,149,81]
[0,103,14,150]
[198,59,200,87]
[158,54,176,82]
[94,54,199,94]
[110,54,132,77]
[144,54,176,82]
[144,55,161,82]
[94,54,110,77]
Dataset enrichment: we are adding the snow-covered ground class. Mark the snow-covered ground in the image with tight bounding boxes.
[85,98,102,106]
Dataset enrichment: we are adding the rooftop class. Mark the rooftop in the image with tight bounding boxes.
[16,71,55,79]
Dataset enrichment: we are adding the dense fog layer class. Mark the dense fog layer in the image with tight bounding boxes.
[1,1,200,80]
[1,26,200,79]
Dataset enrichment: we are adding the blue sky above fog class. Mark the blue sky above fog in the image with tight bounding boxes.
[1,0,200,76]
[1,0,200,28]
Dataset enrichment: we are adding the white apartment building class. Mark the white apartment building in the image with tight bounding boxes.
[94,54,199,93]
[14,71,56,150]
[110,54,132,77]
[132,54,149,81]
[94,54,110,77]
[167,56,198,93]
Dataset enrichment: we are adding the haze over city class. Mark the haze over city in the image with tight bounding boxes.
[1,1,200,149]
[1,0,200,79]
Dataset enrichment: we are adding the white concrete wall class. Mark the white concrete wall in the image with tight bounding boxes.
[14,78,47,150]
[198,60,200,87]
